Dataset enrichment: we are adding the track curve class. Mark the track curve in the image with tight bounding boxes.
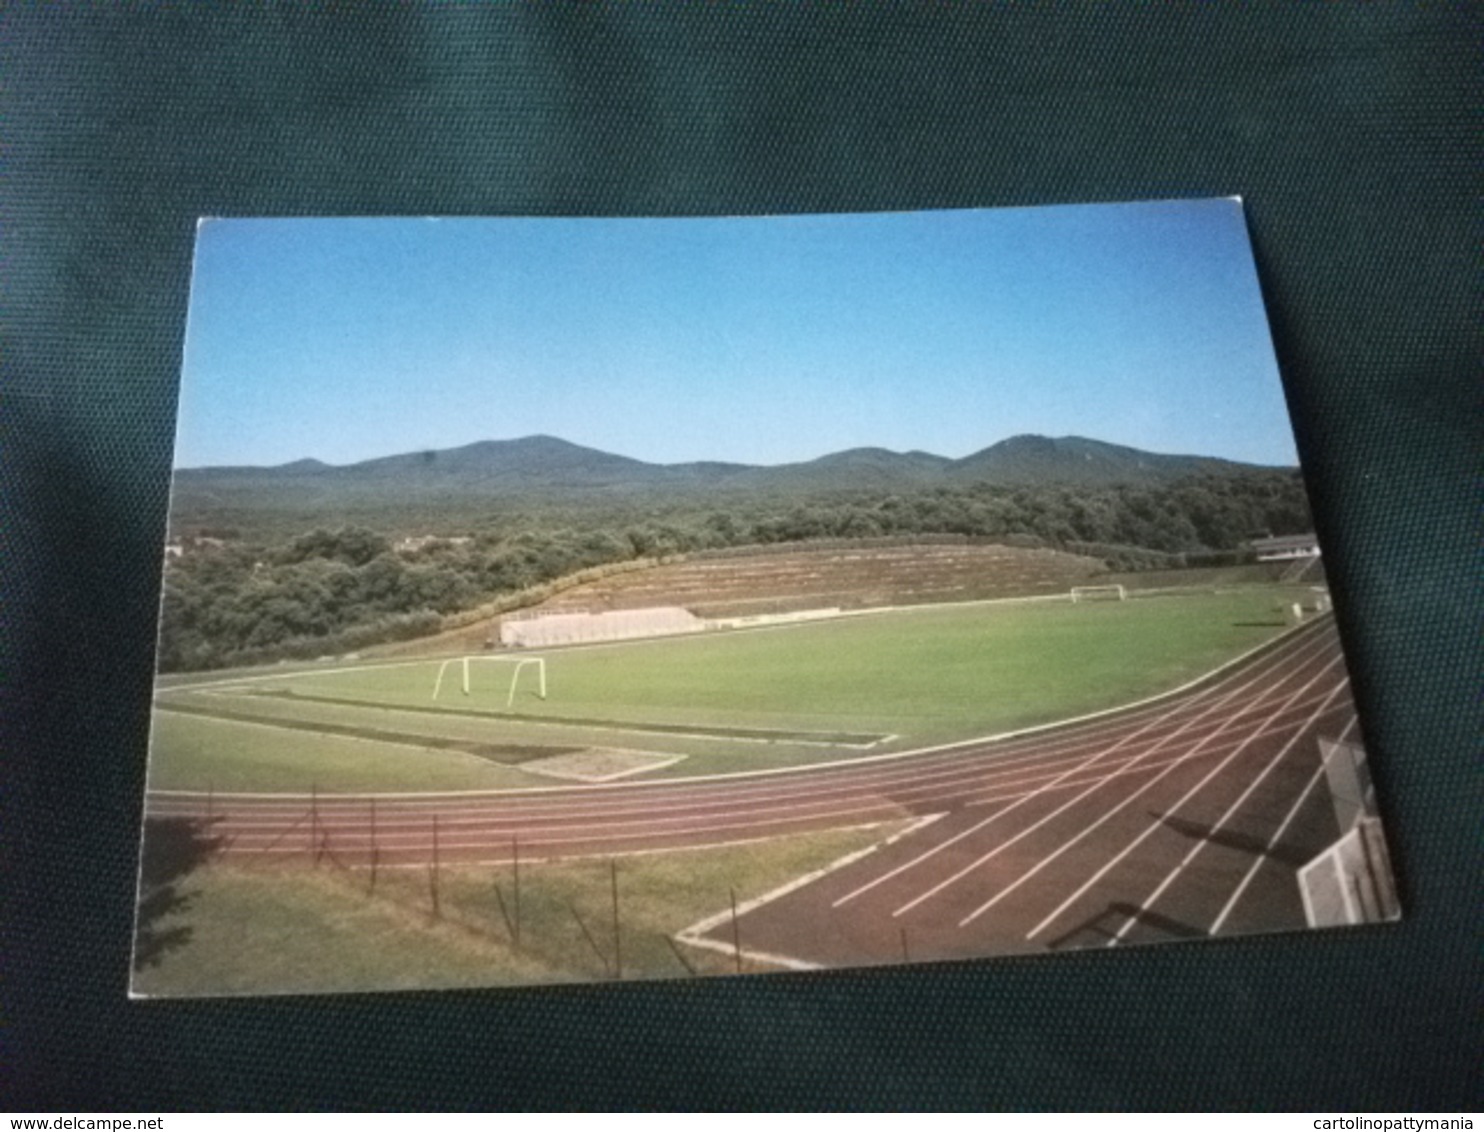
[146,615,1355,873]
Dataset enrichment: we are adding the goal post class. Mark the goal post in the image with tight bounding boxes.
[1069,584,1127,603]
[432,656,546,707]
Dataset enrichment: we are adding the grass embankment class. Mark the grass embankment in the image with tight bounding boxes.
[150,586,1314,792]
[130,822,903,996]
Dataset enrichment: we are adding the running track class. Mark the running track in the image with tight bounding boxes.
[145,615,1360,963]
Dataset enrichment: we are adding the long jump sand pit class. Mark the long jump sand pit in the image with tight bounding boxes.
[519,747,687,783]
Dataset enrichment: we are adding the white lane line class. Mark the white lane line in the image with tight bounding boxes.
[828,633,1275,909]
[181,702,1334,866]
[148,616,1332,802]
[1104,683,1352,945]
[223,793,928,856]
[175,733,1317,851]
[952,649,1350,930]
[670,814,944,972]
[252,817,925,872]
[144,691,1335,831]
[884,630,1337,920]
[1016,654,1350,937]
[144,622,1337,831]
[146,697,1333,839]
[1208,713,1360,935]
[160,657,437,692]
[160,696,885,751]
[147,648,1341,870]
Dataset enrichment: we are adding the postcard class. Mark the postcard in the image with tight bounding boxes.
[132,200,1397,997]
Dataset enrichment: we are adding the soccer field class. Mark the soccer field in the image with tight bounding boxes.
[150,586,1314,792]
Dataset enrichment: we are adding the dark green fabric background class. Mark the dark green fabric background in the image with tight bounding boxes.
[3,2,1480,1111]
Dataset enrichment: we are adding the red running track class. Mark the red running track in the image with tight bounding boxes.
[144,615,1362,963]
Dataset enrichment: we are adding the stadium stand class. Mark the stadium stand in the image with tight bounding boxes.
[500,605,704,648]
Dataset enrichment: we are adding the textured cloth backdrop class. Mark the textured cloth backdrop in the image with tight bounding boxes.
[3,3,1480,1110]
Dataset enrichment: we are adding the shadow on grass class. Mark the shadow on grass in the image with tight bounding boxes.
[133,815,225,969]
[1231,620,1288,628]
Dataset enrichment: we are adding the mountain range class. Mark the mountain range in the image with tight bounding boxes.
[171,434,1278,522]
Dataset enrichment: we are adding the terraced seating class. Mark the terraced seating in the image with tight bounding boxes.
[501,605,704,647]
[524,543,1103,620]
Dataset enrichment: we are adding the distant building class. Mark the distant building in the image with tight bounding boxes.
[1250,533,1320,561]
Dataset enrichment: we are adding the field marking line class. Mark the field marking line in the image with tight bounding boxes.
[141,697,1284,816]
[1103,680,1352,945]
[345,592,1069,670]
[147,615,1334,803]
[155,578,1295,694]
[162,735,1317,850]
[668,934,822,974]
[158,657,443,694]
[829,640,1267,909]
[520,750,689,783]
[956,716,1339,802]
[268,818,921,872]
[886,628,1338,919]
[142,715,1309,841]
[1208,713,1360,935]
[1017,653,1351,937]
[145,748,1232,848]
[148,703,506,763]
[147,690,1333,833]
[176,687,889,750]
[192,710,1329,865]
[951,644,1348,930]
[147,685,1339,844]
[674,814,945,971]
[178,790,928,852]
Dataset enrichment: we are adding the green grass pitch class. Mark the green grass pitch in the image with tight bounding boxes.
[150,587,1310,793]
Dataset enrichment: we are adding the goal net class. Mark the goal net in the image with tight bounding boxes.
[432,656,546,707]
[1069,584,1127,603]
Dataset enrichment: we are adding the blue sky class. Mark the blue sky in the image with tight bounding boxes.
[175,200,1297,469]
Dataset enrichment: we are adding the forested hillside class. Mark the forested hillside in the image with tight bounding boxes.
[157,466,1311,672]
[166,433,1268,540]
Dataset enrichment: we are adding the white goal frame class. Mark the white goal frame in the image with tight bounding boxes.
[1069,584,1127,603]
[432,655,546,707]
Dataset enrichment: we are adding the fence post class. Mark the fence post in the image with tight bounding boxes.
[493,882,516,943]
[368,798,379,895]
[665,936,699,977]
[730,886,743,975]
[610,859,622,981]
[429,814,441,920]
[512,834,521,950]
[570,902,612,978]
